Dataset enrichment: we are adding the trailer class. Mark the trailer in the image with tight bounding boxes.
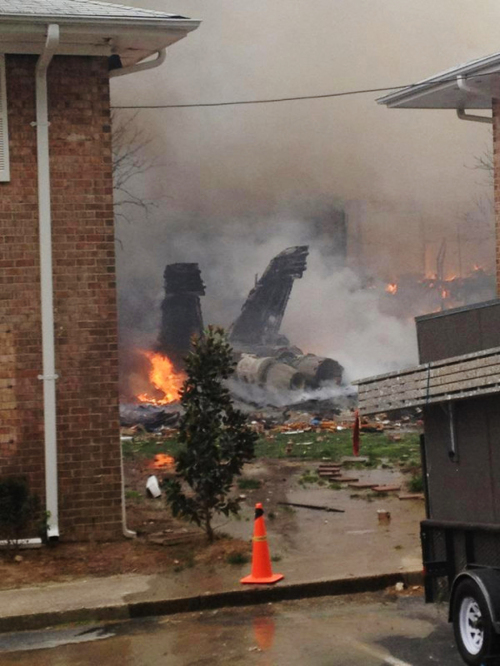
[356,300,500,665]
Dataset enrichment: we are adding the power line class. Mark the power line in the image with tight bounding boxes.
[111,69,500,110]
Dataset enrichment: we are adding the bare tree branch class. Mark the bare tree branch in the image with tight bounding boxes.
[111,111,163,223]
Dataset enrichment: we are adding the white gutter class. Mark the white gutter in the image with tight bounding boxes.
[34,24,60,541]
[109,49,166,78]
[456,74,486,98]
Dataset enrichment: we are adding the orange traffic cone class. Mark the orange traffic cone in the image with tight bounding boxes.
[241,503,284,585]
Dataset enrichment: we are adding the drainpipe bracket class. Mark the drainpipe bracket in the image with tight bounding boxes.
[37,374,59,381]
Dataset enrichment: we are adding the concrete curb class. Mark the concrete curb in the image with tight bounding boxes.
[0,570,423,634]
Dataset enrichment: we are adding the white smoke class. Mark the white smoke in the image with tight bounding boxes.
[283,248,418,381]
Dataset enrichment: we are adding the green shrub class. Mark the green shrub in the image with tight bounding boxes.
[408,473,424,493]
[0,477,41,547]
[164,327,257,542]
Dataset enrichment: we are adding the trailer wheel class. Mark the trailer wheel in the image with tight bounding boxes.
[452,579,499,665]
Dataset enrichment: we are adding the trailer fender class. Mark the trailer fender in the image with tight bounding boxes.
[449,569,500,632]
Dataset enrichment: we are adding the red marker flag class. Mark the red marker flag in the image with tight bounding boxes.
[352,410,360,456]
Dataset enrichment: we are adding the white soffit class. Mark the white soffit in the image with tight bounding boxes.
[0,1,200,66]
[378,52,500,110]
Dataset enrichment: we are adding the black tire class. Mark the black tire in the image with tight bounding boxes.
[452,578,500,665]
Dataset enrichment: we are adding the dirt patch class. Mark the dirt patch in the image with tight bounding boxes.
[0,451,424,591]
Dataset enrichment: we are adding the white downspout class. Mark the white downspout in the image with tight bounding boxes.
[456,108,493,125]
[109,49,166,78]
[35,24,60,541]
[456,75,493,124]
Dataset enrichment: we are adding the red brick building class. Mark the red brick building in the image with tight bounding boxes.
[0,1,199,541]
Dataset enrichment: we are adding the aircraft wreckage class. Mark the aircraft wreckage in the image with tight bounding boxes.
[155,247,343,396]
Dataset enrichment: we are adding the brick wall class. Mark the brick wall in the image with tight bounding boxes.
[493,99,500,294]
[0,54,123,541]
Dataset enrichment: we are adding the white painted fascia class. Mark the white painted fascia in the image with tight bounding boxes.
[378,55,500,109]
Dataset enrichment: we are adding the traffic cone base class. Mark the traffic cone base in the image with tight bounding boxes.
[240,502,284,586]
[241,572,284,585]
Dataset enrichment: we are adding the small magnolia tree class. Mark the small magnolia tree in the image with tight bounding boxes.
[165,327,257,542]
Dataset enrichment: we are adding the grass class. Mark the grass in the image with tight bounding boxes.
[226,552,250,565]
[123,430,422,470]
[237,478,262,490]
[255,431,421,465]
[408,473,424,493]
[299,470,320,486]
[125,490,143,502]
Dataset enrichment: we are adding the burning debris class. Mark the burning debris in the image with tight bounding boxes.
[120,403,180,432]
[382,267,495,318]
[157,263,205,369]
[136,351,185,405]
[126,246,345,415]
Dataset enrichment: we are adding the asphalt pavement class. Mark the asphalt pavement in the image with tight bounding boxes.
[0,592,465,665]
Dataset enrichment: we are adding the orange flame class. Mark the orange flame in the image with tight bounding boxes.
[137,350,185,405]
[152,453,175,470]
[385,282,398,295]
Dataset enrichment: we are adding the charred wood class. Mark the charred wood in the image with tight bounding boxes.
[157,263,205,369]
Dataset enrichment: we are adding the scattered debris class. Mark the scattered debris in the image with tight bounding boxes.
[120,404,180,432]
[377,510,391,525]
[277,501,345,513]
[341,456,370,464]
[398,493,425,501]
[146,475,162,499]
[148,531,203,547]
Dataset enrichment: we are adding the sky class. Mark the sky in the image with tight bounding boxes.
[109,0,500,379]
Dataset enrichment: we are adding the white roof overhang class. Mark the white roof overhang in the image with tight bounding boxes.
[0,16,200,66]
[378,52,500,110]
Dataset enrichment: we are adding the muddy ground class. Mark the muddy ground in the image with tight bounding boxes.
[0,444,424,590]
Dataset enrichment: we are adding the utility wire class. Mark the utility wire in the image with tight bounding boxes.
[111,69,500,110]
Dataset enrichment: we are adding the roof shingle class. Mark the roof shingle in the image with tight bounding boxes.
[0,0,184,20]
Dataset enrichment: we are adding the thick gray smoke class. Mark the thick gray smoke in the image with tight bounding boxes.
[117,215,418,383]
[111,0,500,387]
